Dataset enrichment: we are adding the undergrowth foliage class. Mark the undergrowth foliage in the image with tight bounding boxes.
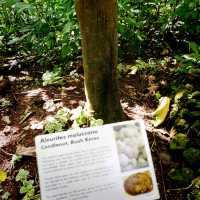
[1,0,199,65]
[118,0,200,58]
[44,106,104,133]
[116,44,200,199]
[0,0,80,65]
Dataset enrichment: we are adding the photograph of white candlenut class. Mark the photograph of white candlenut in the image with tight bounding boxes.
[113,123,149,172]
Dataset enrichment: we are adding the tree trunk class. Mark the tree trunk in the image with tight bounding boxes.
[75,0,124,123]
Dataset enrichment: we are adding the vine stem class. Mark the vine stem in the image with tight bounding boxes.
[167,184,193,192]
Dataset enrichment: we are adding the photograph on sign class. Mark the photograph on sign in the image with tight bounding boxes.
[113,122,149,172]
[123,170,153,196]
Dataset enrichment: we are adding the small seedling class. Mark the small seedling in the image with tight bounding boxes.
[1,191,11,200]
[16,169,40,200]
[11,154,22,168]
[44,116,64,133]
[42,68,64,86]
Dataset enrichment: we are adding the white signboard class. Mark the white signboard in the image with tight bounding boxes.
[35,120,160,200]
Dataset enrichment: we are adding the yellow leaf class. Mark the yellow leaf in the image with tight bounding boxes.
[0,170,7,182]
[175,90,185,103]
[152,97,170,127]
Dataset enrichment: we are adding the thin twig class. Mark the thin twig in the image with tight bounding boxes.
[146,123,170,142]
[17,130,27,144]
[151,137,156,152]
[154,136,168,200]
[20,110,34,124]
[0,148,13,156]
[11,89,19,103]
[159,159,168,200]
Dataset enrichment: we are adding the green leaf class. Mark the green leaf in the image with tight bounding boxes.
[71,106,87,124]
[20,180,34,194]
[168,168,194,185]
[22,188,35,200]
[16,169,29,182]
[189,42,200,54]
[170,133,189,150]
[183,148,200,166]
[63,23,72,34]
[42,68,63,86]
[11,154,22,167]
[7,33,30,45]
[44,116,64,133]
[90,118,104,127]
[14,2,33,13]
[192,177,200,189]
[76,111,88,126]
[56,107,71,123]
[33,194,41,200]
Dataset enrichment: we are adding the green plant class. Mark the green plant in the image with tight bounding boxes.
[155,91,161,101]
[16,169,29,182]
[44,107,71,133]
[11,154,22,168]
[187,177,200,200]
[0,0,80,65]
[170,133,189,150]
[168,167,194,186]
[192,177,200,189]
[44,106,104,133]
[174,43,200,86]
[183,148,200,166]
[44,116,65,133]
[70,106,104,128]
[1,191,11,200]
[56,107,71,123]
[1,0,197,66]
[89,118,104,127]
[42,67,63,86]
[117,0,192,57]
[175,0,200,37]
[71,106,88,128]
[15,169,40,200]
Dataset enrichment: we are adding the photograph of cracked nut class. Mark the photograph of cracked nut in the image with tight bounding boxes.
[124,171,153,196]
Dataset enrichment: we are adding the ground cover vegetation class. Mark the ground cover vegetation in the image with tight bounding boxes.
[0,0,200,199]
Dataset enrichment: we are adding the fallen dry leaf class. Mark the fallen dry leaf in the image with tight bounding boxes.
[148,84,159,95]
[169,127,177,139]
[16,145,36,157]
[2,116,11,124]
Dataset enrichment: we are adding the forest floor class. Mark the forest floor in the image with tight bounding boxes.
[0,58,192,199]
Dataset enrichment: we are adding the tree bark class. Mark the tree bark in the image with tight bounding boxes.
[75,0,124,123]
